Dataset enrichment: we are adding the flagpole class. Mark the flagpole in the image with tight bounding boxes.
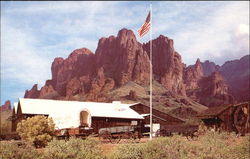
[149,3,153,140]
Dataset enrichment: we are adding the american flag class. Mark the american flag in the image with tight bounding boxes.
[138,11,151,37]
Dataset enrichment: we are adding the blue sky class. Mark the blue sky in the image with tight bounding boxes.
[1,1,249,105]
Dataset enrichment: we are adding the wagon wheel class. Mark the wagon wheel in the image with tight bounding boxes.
[121,131,133,143]
[98,131,111,143]
[109,133,121,144]
[192,131,199,141]
[185,132,193,141]
[155,129,161,137]
[234,106,249,135]
[186,132,198,141]
[123,131,139,143]
[186,133,192,141]
[166,131,173,137]
[161,129,167,137]
[131,131,141,143]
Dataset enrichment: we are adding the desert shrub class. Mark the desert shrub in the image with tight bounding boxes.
[142,136,183,159]
[182,131,249,159]
[111,131,249,159]
[226,134,250,159]
[110,143,144,159]
[16,115,55,147]
[0,110,12,134]
[0,140,42,159]
[0,122,11,134]
[111,136,184,159]
[43,137,104,159]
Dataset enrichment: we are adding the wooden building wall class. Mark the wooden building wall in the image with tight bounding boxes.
[91,117,143,133]
[218,107,234,132]
[12,103,143,135]
[130,103,184,126]
[12,103,49,132]
[200,102,249,134]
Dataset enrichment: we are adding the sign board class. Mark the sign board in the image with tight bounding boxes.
[131,120,138,125]
[145,123,160,137]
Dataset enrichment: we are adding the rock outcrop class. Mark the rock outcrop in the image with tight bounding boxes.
[51,48,96,96]
[200,55,249,102]
[183,59,235,106]
[220,55,249,102]
[184,58,204,91]
[201,60,220,76]
[24,84,40,98]
[85,67,115,102]
[0,100,11,112]
[23,28,247,108]
[143,35,186,95]
[95,29,150,86]
[196,72,234,107]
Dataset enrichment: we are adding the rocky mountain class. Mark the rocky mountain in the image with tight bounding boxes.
[96,29,150,86]
[143,35,186,96]
[183,59,234,107]
[201,60,220,77]
[24,28,248,118]
[200,55,249,102]
[194,72,234,107]
[0,100,11,112]
[184,58,204,94]
[219,55,249,102]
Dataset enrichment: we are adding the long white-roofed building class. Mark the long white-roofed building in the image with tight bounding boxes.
[12,98,144,133]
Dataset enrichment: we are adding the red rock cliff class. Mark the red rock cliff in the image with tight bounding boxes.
[95,28,150,86]
[143,35,186,95]
[23,28,244,107]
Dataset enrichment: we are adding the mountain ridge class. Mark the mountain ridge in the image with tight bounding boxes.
[23,28,249,118]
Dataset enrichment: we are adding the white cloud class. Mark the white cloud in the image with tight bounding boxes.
[2,1,109,14]
[1,18,51,87]
[1,1,135,88]
[167,2,249,65]
[1,1,249,104]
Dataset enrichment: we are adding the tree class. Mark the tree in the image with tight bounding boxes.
[16,115,55,147]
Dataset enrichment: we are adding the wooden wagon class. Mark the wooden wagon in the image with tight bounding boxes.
[55,126,94,140]
[156,124,199,140]
[198,102,249,135]
[98,125,142,143]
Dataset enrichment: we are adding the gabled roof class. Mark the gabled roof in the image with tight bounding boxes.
[197,105,231,118]
[129,103,185,122]
[197,102,249,118]
[18,98,144,129]
[14,102,18,113]
[18,98,143,119]
[11,102,18,117]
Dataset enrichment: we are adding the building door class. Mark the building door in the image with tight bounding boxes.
[80,110,90,127]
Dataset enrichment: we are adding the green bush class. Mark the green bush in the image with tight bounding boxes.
[43,137,104,159]
[111,131,249,159]
[111,136,184,159]
[110,143,143,159]
[181,131,249,159]
[16,115,55,147]
[227,134,250,159]
[1,129,248,159]
[0,140,43,159]
[0,110,12,134]
[143,136,183,159]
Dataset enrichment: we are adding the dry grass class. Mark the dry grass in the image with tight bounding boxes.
[1,132,248,159]
[108,80,207,122]
[0,110,12,134]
